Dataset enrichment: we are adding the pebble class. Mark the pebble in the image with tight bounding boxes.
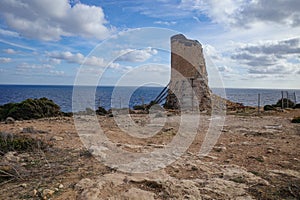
[267,149,273,153]
[267,147,275,153]
[20,183,27,188]
[33,189,38,196]
[51,136,64,141]
[5,117,15,124]
[213,146,227,152]
[58,183,64,189]
[4,151,20,162]
[42,189,55,198]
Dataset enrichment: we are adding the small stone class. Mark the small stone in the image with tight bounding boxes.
[249,155,265,162]
[162,127,173,132]
[20,183,27,188]
[203,155,218,160]
[241,141,251,146]
[42,189,55,198]
[191,166,198,171]
[5,117,15,124]
[58,183,64,189]
[4,151,20,162]
[213,146,227,152]
[267,149,273,153]
[51,136,64,141]
[33,189,38,196]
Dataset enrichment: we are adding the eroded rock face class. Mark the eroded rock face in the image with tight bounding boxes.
[165,34,211,111]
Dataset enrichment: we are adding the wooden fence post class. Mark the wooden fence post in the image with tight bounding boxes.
[286,91,289,108]
[258,93,261,114]
[281,91,284,109]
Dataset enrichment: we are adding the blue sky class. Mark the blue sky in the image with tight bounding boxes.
[0,0,300,88]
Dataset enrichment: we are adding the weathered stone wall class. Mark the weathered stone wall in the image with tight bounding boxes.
[165,34,211,111]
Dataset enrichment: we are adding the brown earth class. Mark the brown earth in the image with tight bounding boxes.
[0,109,300,199]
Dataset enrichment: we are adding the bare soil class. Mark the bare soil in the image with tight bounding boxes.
[0,109,300,199]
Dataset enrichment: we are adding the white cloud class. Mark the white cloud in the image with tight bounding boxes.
[184,0,300,28]
[0,57,12,63]
[17,63,54,70]
[116,47,158,62]
[0,0,111,41]
[237,38,300,55]
[126,1,192,19]
[235,0,300,28]
[180,0,245,26]
[48,58,61,65]
[0,28,19,37]
[231,38,300,75]
[77,66,104,75]
[218,66,233,73]
[49,70,65,76]
[154,21,177,26]
[3,48,17,54]
[85,56,106,67]
[0,38,36,51]
[48,51,83,63]
[47,51,106,67]
[185,0,300,88]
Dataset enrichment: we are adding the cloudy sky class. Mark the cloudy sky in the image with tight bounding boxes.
[0,0,299,89]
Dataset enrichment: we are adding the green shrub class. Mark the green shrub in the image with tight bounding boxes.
[0,98,61,121]
[0,132,45,153]
[133,104,146,110]
[264,105,275,111]
[291,116,300,123]
[275,98,295,108]
[96,106,108,115]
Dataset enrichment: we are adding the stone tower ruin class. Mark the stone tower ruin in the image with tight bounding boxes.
[165,34,211,111]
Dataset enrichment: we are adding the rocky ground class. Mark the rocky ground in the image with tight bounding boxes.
[0,109,300,199]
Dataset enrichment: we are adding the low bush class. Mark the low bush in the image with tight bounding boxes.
[0,97,61,121]
[291,116,300,123]
[264,105,275,111]
[275,98,295,108]
[0,132,46,153]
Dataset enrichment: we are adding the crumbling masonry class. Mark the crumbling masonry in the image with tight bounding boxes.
[165,34,211,111]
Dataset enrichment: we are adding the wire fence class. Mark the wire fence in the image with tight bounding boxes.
[257,91,298,113]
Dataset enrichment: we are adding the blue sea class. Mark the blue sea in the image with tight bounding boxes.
[0,85,299,112]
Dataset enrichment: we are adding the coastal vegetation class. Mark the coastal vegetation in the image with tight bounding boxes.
[264,98,297,111]
[292,116,300,123]
[0,98,61,121]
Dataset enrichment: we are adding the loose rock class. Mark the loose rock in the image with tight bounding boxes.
[51,136,64,141]
[5,117,15,124]
[42,189,55,198]
[4,151,20,162]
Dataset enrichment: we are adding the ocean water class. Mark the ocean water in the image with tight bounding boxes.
[0,85,299,112]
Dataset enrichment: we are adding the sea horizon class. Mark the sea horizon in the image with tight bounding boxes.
[0,83,299,91]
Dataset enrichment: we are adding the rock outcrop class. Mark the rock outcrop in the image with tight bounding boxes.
[74,156,268,199]
[165,34,211,111]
